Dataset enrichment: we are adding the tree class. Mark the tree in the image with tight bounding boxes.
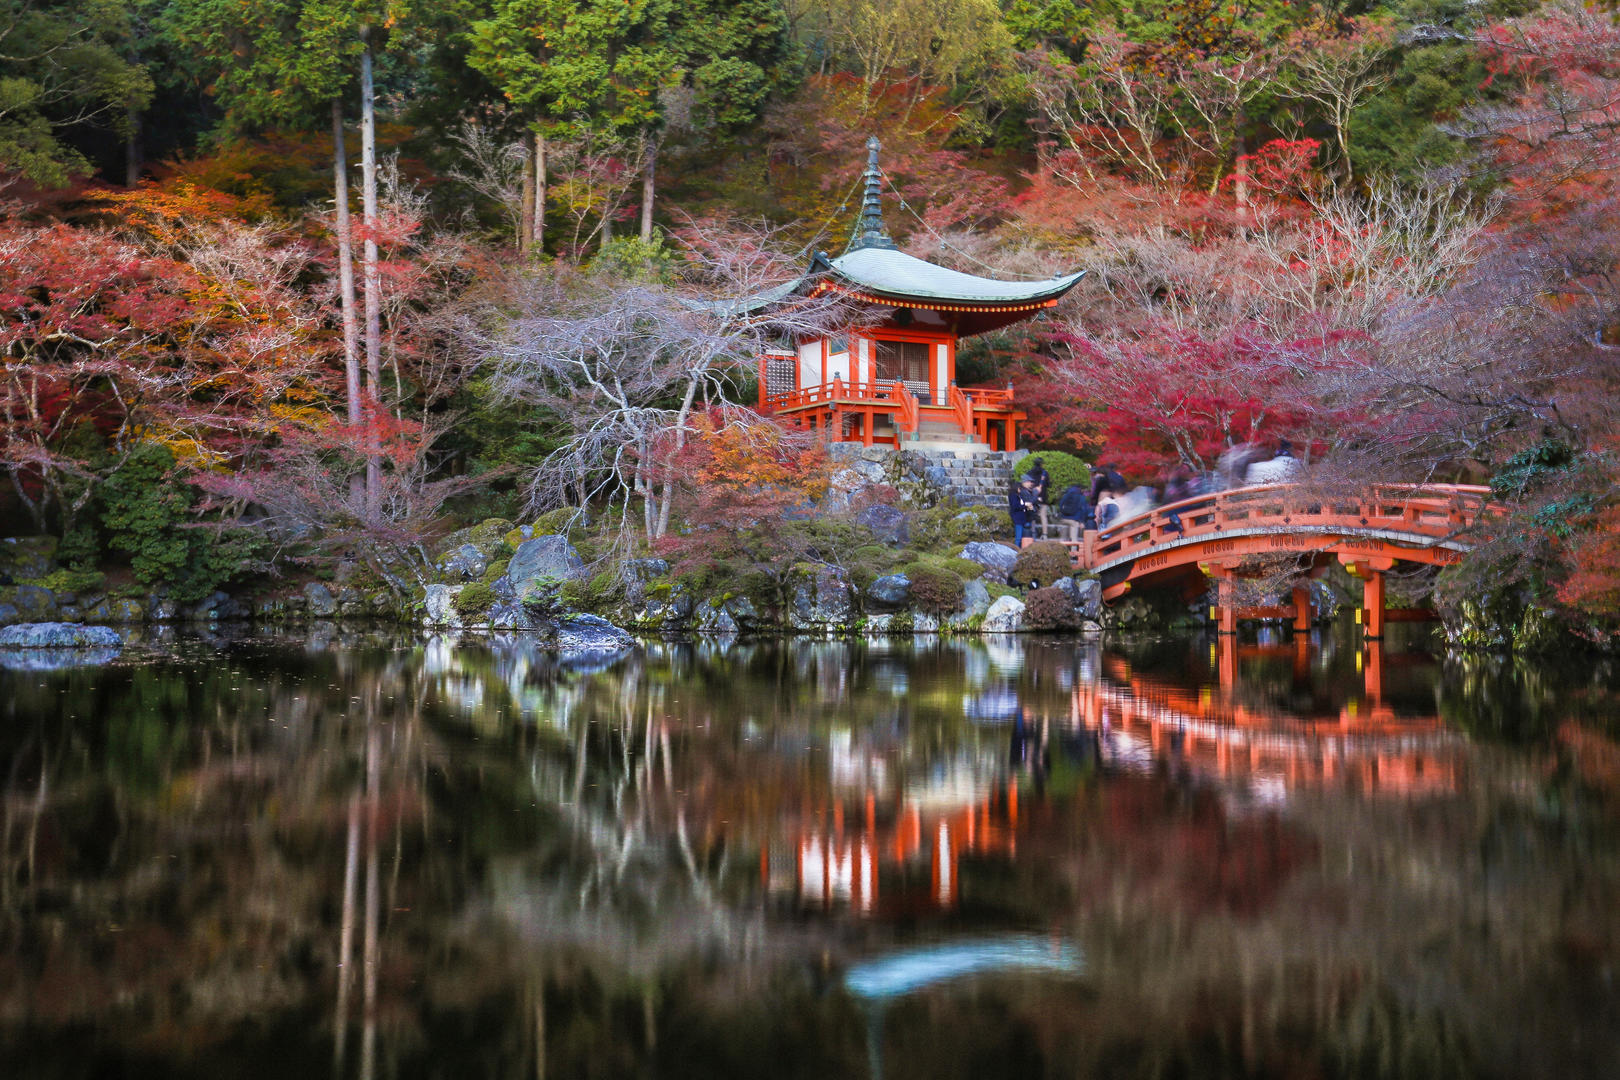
[0,0,152,184]
[1281,16,1396,183]
[467,220,846,546]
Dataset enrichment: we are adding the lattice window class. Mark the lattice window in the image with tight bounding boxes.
[764,354,796,397]
[873,339,930,384]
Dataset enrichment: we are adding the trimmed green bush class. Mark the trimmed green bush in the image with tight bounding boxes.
[1013,450,1090,504]
[26,567,107,594]
[908,565,965,614]
[453,582,497,615]
[1011,541,1075,589]
[1024,586,1081,630]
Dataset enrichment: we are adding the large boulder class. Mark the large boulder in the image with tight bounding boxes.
[790,565,853,631]
[0,622,122,647]
[0,536,58,581]
[696,602,739,635]
[944,578,992,629]
[439,544,488,582]
[303,582,338,617]
[0,585,56,625]
[422,584,459,628]
[982,595,1026,633]
[855,503,908,546]
[553,614,635,653]
[508,535,586,593]
[187,591,249,622]
[866,573,911,610]
[959,542,1019,585]
[632,585,694,630]
[1053,576,1103,621]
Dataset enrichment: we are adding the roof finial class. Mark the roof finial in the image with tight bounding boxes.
[847,135,897,253]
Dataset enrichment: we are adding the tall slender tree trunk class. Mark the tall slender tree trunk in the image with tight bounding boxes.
[533,131,546,254]
[359,36,384,511]
[639,135,658,243]
[519,140,536,255]
[333,101,362,429]
[124,105,142,186]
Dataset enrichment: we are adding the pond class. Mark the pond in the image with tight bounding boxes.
[2,625,1618,1079]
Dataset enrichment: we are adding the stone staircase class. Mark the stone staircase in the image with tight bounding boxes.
[829,441,1018,508]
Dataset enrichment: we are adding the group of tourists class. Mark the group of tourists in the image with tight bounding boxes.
[1006,441,1301,547]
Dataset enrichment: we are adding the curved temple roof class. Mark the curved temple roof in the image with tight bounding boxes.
[814,247,1085,306]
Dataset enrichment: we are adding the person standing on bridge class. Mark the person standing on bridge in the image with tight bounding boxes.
[1057,483,1090,541]
[1009,477,1038,547]
[1025,457,1051,538]
[1090,462,1124,504]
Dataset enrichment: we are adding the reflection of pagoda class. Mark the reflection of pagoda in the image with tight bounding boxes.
[762,782,1019,916]
[750,138,1083,450]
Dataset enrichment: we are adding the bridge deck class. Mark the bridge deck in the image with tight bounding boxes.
[1050,483,1495,636]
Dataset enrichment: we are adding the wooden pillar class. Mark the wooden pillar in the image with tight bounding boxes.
[757,353,766,410]
[1005,416,1017,451]
[1291,585,1312,635]
[1364,641,1384,706]
[862,407,873,447]
[1212,570,1237,636]
[1363,569,1386,639]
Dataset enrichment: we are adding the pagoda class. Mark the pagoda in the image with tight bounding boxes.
[753,137,1083,451]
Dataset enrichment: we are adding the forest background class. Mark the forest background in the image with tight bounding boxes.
[1,0,1618,641]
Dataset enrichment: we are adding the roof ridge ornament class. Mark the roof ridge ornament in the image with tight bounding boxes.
[847,135,898,254]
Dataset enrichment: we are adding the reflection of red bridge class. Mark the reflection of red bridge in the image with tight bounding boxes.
[1064,484,1494,637]
[1079,648,1459,797]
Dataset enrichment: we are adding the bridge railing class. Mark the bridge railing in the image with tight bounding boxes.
[1069,482,1494,571]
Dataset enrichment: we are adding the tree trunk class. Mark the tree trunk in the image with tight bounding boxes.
[333,101,362,434]
[533,131,546,253]
[519,139,535,255]
[1233,126,1249,210]
[639,136,657,243]
[124,105,142,186]
[360,37,384,511]
[653,374,702,538]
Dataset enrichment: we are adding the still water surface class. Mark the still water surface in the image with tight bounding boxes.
[2,626,1618,1078]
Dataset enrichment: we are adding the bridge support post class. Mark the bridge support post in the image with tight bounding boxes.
[1363,569,1386,640]
[1211,569,1237,636]
[1291,585,1312,635]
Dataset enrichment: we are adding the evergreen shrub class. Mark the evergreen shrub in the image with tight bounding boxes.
[1011,541,1076,589]
[1012,450,1090,503]
[1024,586,1081,631]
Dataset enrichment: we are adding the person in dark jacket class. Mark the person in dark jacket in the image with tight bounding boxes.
[1008,477,1038,547]
[1056,484,1090,541]
[1024,457,1051,538]
[1090,462,1125,503]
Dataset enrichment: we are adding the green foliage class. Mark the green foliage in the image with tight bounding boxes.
[518,573,566,618]
[560,569,623,612]
[847,544,905,590]
[907,504,1006,552]
[1531,495,1600,540]
[481,558,511,585]
[1491,438,1577,499]
[0,0,153,185]
[1012,450,1089,504]
[1011,540,1074,588]
[453,581,498,614]
[99,442,262,603]
[1023,585,1080,630]
[591,234,678,282]
[25,567,108,594]
[905,564,964,614]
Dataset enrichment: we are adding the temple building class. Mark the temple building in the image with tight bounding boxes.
[752,138,1084,451]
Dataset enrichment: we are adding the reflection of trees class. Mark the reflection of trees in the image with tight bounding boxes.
[2,629,1618,1078]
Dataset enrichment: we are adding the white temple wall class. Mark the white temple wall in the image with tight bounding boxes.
[933,344,949,404]
[797,341,820,390]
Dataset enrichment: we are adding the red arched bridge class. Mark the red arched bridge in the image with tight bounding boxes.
[1062,483,1496,638]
